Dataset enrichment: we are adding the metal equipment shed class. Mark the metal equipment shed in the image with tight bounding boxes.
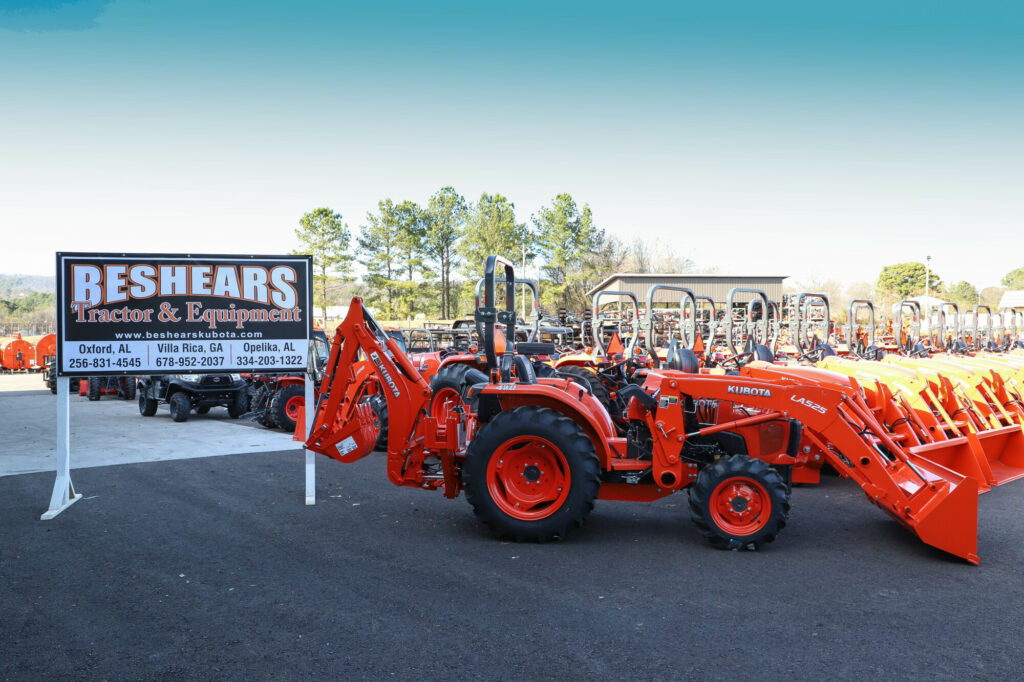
[586,273,788,306]
[997,291,1024,310]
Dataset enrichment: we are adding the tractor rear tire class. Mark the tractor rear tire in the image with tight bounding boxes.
[139,392,158,416]
[169,392,191,422]
[464,406,601,542]
[688,454,790,551]
[252,384,276,427]
[429,363,477,423]
[227,390,249,419]
[87,376,101,401]
[557,366,612,412]
[270,384,304,432]
[368,395,388,451]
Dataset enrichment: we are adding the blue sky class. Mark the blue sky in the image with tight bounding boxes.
[1,1,1022,289]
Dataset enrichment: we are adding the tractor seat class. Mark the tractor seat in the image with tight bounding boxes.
[512,355,537,384]
[750,343,775,363]
[664,339,699,373]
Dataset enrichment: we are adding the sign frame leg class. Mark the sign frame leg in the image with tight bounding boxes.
[41,376,82,520]
[304,372,315,505]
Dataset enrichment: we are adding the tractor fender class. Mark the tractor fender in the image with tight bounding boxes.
[474,380,622,468]
[552,353,598,369]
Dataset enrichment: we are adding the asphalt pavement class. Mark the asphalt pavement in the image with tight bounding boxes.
[4,447,1024,680]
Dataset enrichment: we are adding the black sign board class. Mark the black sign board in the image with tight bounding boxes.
[56,253,313,377]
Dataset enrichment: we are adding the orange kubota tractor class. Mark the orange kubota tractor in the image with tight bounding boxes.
[303,256,981,563]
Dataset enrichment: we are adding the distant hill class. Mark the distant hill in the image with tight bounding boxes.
[0,274,55,297]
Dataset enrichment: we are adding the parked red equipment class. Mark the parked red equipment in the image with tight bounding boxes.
[34,333,56,368]
[303,255,981,563]
[1,332,35,371]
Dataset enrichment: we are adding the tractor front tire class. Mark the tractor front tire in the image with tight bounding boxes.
[138,392,158,416]
[464,406,601,542]
[688,454,790,551]
[227,389,249,419]
[169,392,191,422]
[270,384,304,431]
[87,376,101,401]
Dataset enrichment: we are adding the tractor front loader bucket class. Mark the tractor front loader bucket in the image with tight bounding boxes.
[824,396,980,563]
[969,426,1024,485]
[893,451,979,564]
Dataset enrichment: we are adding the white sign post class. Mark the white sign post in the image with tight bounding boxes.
[304,374,315,505]
[41,376,82,520]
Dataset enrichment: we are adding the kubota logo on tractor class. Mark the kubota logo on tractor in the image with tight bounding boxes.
[726,385,772,398]
[369,351,401,398]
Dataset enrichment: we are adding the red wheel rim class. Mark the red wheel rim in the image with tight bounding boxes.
[486,436,570,521]
[285,395,304,420]
[710,477,770,536]
[431,387,462,422]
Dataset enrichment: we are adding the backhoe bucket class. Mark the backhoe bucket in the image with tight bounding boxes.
[305,401,379,463]
[971,426,1024,485]
[898,452,979,564]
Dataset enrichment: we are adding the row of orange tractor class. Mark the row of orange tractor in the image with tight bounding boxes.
[298,256,1024,565]
[0,332,54,374]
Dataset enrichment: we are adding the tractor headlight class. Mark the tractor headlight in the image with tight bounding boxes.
[230,374,242,382]
[178,374,200,383]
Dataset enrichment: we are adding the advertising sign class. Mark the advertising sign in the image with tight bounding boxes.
[56,253,313,376]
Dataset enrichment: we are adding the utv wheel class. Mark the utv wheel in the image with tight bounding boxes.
[227,390,249,419]
[464,406,601,542]
[689,454,790,551]
[87,376,101,401]
[556,366,613,412]
[367,395,388,451]
[429,363,476,423]
[121,378,137,400]
[138,391,158,416]
[169,392,191,422]
[270,384,304,431]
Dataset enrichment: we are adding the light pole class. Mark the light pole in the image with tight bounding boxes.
[925,255,931,300]
[522,241,528,319]
[925,255,932,336]
[520,242,536,320]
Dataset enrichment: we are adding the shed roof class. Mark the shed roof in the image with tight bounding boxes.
[997,290,1024,309]
[586,272,788,298]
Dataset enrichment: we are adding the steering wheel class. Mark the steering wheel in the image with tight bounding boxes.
[719,351,756,368]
